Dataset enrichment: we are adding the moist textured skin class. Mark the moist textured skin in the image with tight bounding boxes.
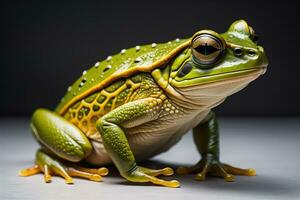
[20,20,268,188]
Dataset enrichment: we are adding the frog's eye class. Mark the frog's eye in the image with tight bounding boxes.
[192,34,224,66]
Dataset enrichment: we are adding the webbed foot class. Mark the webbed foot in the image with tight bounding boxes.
[177,156,256,182]
[124,165,180,188]
[19,150,108,184]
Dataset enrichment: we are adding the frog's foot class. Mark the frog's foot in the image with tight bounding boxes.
[19,150,108,184]
[177,157,256,182]
[124,165,180,188]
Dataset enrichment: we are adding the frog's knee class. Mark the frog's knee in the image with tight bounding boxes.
[31,108,92,162]
[96,118,111,132]
[31,108,50,123]
[31,108,53,139]
[96,118,103,128]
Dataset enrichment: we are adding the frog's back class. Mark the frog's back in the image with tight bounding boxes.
[56,39,189,114]
[54,39,190,140]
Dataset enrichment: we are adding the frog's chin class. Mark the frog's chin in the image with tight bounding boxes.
[168,68,264,109]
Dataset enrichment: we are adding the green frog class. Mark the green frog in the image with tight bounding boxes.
[20,20,268,188]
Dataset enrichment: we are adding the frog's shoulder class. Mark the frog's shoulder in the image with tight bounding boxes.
[55,38,191,115]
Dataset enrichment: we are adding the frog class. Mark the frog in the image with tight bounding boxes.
[20,20,268,188]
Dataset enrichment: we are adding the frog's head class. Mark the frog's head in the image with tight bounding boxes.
[170,20,268,101]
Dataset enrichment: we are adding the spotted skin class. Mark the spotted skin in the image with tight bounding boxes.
[64,73,163,141]
[56,38,190,115]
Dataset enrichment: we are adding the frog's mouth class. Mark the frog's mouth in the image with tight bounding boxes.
[171,66,266,89]
[161,65,266,110]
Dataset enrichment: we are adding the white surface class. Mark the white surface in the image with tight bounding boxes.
[0,118,299,200]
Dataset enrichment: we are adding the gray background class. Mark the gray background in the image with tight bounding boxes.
[1,0,300,116]
[1,118,299,200]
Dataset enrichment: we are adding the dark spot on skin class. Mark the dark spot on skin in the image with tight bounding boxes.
[126,83,131,89]
[97,95,107,103]
[195,43,220,55]
[248,49,256,57]
[178,62,193,78]
[83,107,90,115]
[77,112,83,120]
[91,116,98,123]
[234,48,243,56]
[103,66,111,72]
[79,78,87,88]
[134,58,142,63]
[93,105,100,111]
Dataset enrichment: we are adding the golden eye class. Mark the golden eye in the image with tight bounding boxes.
[192,34,224,66]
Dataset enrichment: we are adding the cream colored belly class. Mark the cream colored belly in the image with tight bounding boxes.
[85,110,210,165]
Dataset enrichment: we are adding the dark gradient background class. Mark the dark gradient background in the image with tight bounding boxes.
[1,1,299,117]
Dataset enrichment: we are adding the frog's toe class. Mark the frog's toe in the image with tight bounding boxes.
[140,166,174,177]
[19,163,73,184]
[196,162,256,182]
[125,166,180,188]
[144,174,180,188]
[194,163,209,181]
[43,165,52,183]
[177,159,255,182]
[19,165,41,177]
[65,166,109,182]
[209,164,235,182]
[73,166,109,176]
[66,167,102,182]
[20,150,108,184]
[223,164,256,176]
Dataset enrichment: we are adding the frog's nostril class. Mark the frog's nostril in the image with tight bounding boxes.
[248,49,256,57]
[258,46,264,53]
[233,48,243,57]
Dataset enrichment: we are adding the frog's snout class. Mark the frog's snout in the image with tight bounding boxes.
[258,45,268,74]
[258,46,265,54]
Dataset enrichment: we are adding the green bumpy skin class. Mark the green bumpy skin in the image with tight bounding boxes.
[96,98,159,174]
[95,98,180,187]
[20,109,109,184]
[31,108,92,162]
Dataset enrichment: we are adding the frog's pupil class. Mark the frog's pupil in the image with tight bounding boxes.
[195,43,219,55]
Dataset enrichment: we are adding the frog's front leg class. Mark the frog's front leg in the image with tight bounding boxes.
[96,98,180,188]
[177,111,256,181]
[19,109,108,183]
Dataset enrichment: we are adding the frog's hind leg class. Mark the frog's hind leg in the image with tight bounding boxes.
[19,108,109,184]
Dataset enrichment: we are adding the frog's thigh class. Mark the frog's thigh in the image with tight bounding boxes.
[31,108,92,162]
